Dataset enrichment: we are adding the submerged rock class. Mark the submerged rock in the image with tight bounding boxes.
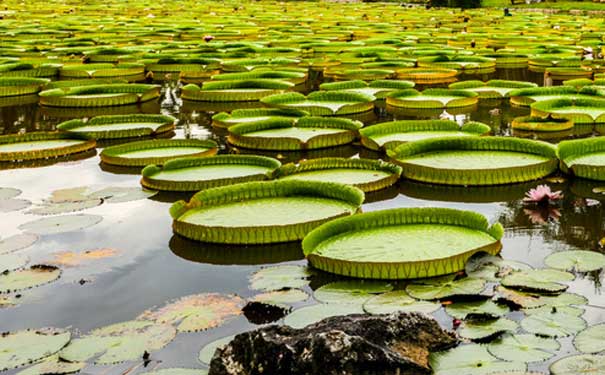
[208,311,457,375]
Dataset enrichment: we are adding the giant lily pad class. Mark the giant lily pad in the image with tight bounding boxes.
[521,311,586,337]
[313,281,393,305]
[276,157,401,192]
[284,303,363,329]
[501,269,574,293]
[57,114,176,140]
[303,207,502,280]
[531,97,605,125]
[261,91,374,116]
[18,214,103,235]
[319,79,415,99]
[59,320,176,364]
[386,89,478,109]
[487,334,560,363]
[430,344,527,375]
[211,108,308,128]
[39,83,160,107]
[137,293,244,332]
[512,116,573,132]
[388,137,558,186]
[141,155,281,192]
[170,180,363,244]
[0,328,71,371]
[0,265,61,293]
[558,137,605,181]
[362,290,441,315]
[0,77,49,97]
[405,275,486,300]
[550,354,605,375]
[449,80,537,99]
[574,324,605,354]
[250,265,314,292]
[181,79,293,102]
[0,132,96,162]
[544,250,605,272]
[100,139,218,167]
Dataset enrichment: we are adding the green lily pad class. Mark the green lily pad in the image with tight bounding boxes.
[362,290,441,315]
[445,300,509,320]
[18,214,103,235]
[0,253,29,273]
[87,186,158,203]
[0,328,71,371]
[15,355,85,375]
[523,292,587,317]
[0,187,21,199]
[0,199,31,212]
[0,233,38,254]
[59,320,176,365]
[521,311,586,337]
[574,324,605,354]
[313,281,393,305]
[495,286,546,308]
[458,318,518,341]
[466,253,532,280]
[487,334,560,363]
[405,275,486,300]
[27,199,102,216]
[198,335,234,365]
[544,250,605,273]
[501,269,574,293]
[284,303,363,329]
[250,265,314,292]
[137,293,245,332]
[252,289,309,306]
[141,369,208,375]
[550,354,605,375]
[430,344,527,375]
[0,265,61,293]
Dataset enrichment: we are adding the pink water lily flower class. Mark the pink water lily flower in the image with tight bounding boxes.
[523,184,563,205]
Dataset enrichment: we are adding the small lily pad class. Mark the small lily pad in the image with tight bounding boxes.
[137,293,244,332]
[313,281,393,305]
[501,269,574,293]
[487,334,560,363]
[0,328,71,371]
[465,254,531,276]
[19,214,103,235]
[250,265,313,292]
[59,320,176,365]
[284,303,363,329]
[141,369,208,375]
[0,233,39,254]
[27,199,102,216]
[198,335,234,365]
[0,187,21,200]
[495,286,545,308]
[15,355,85,375]
[252,289,309,306]
[523,292,587,316]
[0,253,29,273]
[87,186,158,203]
[363,290,441,315]
[0,265,61,293]
[445,300,509,320]
[544,250,605,272]
[574,324,605,354]
[406,275,486,300]
[0,199,31,213]
[521,311,586,337]
[458,318,518,341]
[550,354,605,374]
[430,344,527,375]
[49,248,119,267]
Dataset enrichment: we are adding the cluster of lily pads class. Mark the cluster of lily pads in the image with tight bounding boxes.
[3,0,605,374]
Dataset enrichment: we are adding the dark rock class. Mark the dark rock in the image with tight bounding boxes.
[208,312,457,375]
[243,301,290,325]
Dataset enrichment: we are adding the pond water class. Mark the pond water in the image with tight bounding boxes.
[2,67,605,374]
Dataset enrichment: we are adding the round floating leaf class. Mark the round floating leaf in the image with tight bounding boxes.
[501,269,574,293]
[495,286,545,308]
[49,248,119,267]
[487,334,560,363]
[550,354,605,375]
[198,335,234,365]
[0,265,61,293]
[0,233,38,254]
[27,199,102,215]
[523,292,587,317]
[430,344,527,375]
[466,253,532,280]
[521,311,586,337]
[141,369,208,375]
[0,328,71,371]
[406,275,486,300]
[252,289,309,306]
[250,265,314,292]
[15,355,85,375]
[0,132,96,162]
[59,320,175,365]
[18,214,103,235]
[0,253,29,273]
[87,186,158,203]
[284,303,363,329]
[0,199,31,212]
[574,324,605,354]
[459,318,518,341]
[362,290,441,315]
[445,300,509,320]
[313,281,393,305]
[0,187,21,199]
[544,250,605,273]
[137,293,244,332]
[100,139,218,167]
